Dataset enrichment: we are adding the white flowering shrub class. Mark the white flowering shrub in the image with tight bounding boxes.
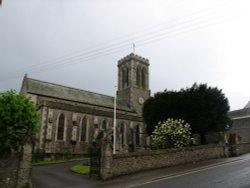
[151,119,192,149]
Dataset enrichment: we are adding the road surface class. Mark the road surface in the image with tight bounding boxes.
[135,154,250,188]
[32,160,99,188]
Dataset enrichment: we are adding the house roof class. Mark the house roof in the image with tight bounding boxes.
[21,76,133,112]
[244,101,250,109]
[229,101,250,119]
[229,108,250,119]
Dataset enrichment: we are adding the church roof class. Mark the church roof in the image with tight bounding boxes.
[21,76,133,112]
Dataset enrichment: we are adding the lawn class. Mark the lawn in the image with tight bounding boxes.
[33,157,88,166]
[70,165,90,175]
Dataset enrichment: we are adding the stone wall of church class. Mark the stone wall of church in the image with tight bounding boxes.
[35,96,146,158]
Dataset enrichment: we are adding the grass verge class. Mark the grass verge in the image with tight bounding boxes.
[70,165,90,175]
[33,158,88,166]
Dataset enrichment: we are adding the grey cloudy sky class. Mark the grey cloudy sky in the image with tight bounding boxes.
[0,0,250,111]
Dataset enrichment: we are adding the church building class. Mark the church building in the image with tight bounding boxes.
[21,53,150,158]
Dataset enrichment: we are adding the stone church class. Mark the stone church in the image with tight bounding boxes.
[21,53,150,158]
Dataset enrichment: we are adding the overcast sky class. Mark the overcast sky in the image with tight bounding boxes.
[0,0,250,111]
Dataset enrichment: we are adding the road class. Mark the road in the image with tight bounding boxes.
[32,161,99,188]
[135,154,250,188]
[32,154,250,188]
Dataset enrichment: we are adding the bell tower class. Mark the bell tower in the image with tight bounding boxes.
[117,53,150,115]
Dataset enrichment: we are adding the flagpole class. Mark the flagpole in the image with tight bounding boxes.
[113,86,117,154]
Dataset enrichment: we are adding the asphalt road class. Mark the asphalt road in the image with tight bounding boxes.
[32,161,99,188]
[135,155,250,188]
[32,154,250,188]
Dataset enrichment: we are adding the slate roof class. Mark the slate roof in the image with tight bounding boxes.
[229,102,250,119]
[244,101,250,109]
[21,76,133,112]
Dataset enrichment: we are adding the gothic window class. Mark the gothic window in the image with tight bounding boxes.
[141,68,146,89]
[122,69,125,88]
[102,120,107,130]
[136,67,141,87]
[80,117,87,141]
[122,68,129,88]
[120,123,124,145]
[57,114,65,141]
[126,68,129,87]
[135,124,140,146]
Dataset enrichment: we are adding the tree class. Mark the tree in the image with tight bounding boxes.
[151,119,192,149]
[0,90,39,152]
[143,83,231,144]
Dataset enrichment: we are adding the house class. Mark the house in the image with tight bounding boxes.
[228,102,250,143]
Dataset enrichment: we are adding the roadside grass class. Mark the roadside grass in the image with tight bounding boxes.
[0,182,7,188]
[32,157,88,166]
[70,165,90,175]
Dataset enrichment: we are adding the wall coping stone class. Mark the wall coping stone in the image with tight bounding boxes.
[114,144,222,159]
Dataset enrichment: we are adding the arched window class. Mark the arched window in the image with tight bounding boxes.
[141,68,146,89]
[122,68,129,88]
[125,68,129,87]
[57,114,65,140]
[136,67,141,87]
[135,125,140,146]
[102,120,107,130]
[80,117,87,141]
[120,123,124,145]
[122,69,125,88]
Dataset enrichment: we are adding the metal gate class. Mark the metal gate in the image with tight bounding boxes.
[89,142,101,178]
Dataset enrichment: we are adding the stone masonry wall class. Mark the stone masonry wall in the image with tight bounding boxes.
[111,144,224,177]
[0,153,19,187]
[237,143,250,155]
[0,135,34,188]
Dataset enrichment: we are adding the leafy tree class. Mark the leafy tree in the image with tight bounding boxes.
[151,119,192,149]
[0,90,39,152]
[143,83,231,144]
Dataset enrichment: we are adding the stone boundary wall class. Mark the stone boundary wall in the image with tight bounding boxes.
[0,153,19,187]
[111,144,224,177]
[0,135,34,188]
[237,143,250,155]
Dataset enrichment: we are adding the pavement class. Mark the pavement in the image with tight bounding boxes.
[85,155,246,188]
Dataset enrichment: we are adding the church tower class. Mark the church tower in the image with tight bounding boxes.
[117,53,150,115]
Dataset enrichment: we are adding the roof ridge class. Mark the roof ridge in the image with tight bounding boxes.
[27,77,115,99]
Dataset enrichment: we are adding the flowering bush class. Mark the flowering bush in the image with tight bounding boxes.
[151,119,192,149]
